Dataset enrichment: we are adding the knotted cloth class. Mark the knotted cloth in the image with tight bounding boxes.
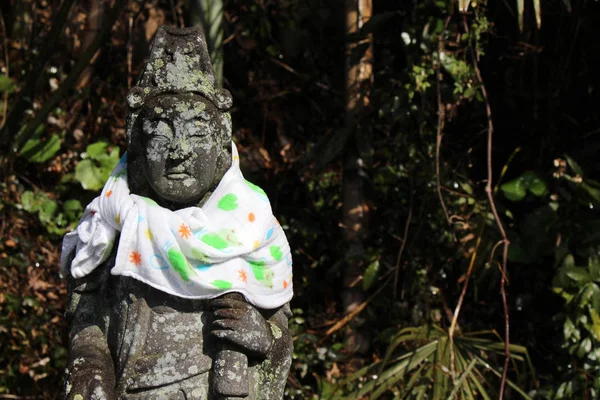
[60,142,293,309]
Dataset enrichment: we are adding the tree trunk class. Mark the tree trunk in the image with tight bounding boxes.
[342,0,373,355]
[75,0,104,90]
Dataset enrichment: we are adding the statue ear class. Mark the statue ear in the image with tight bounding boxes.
[213,112,233,183]
[214,88,233,111]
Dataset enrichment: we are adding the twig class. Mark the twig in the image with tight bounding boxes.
[463,15,511,398]
[222,31,237,45]
[393,175,413,299]
[269,57,340,94]
[448,227,484,382]
[441,185,471,197]
[435,35,451,227]
[323,273,392,339]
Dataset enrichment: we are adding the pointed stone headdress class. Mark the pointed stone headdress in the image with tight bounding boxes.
[126,26,232,137]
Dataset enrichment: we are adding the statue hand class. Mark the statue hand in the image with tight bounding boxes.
[211,297,274,357]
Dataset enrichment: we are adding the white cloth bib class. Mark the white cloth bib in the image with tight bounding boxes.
[60,142,293,309]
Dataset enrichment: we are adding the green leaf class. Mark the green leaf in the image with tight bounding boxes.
[463,85,475,99]
[500,178,526,201]
[85,141,110,158]
[564,267,591,283]
[76,159,105,191]
[0,74,15,94]
[576,337,592,358]
[20,191,37,212]
[62,199,83,222]
[521,171,547,196]
[19,133,61,163]
[564,317,576,340]
[461,182,473,195]
[579,283,595,307]
[363,259,380,290]
[75,144,120,191]
[589,307,600,341]
[565,154,583,176]
[591,285,600,313]
[581,181,600,204]
[38,198,58,225]
[589,257,600,282]
[562,254,575,269]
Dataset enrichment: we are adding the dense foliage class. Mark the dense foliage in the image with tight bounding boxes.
[1,0,599,398]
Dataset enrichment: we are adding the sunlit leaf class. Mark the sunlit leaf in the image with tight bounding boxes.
[75,143,120,191]
[363,259,380,290]
[581,182,600,204]
[0,74,15,94]
[39,198,58,225]
[345,326,533,399]
[20,191,37,212]
[19,131,61,163]
[565,154,583,176]
[521,171,547,196]
[447,358,477,400]
[85,141,110,158]
[501,178,526,201]
[564,267,591,283]
[62,199,83,222]
[589,307,600,341]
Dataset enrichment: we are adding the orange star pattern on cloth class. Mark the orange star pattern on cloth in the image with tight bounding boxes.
[129,251,142,266]
[61,142,293,310]
[179,223,192,239]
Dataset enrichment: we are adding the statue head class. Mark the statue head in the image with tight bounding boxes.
[125,26,233,209]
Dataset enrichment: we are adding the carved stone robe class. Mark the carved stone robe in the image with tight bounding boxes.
[64,246,292,400]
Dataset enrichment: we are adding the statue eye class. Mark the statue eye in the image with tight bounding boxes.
[187,119,210,138]
[144,119,173,139]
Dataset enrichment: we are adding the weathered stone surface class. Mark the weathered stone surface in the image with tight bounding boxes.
[63,25,292,400]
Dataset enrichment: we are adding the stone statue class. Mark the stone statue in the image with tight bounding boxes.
[60,26,293,400]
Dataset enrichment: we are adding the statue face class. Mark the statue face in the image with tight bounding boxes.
[140,94,224,205]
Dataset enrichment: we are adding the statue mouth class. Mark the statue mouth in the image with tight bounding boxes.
[166,172,190,180]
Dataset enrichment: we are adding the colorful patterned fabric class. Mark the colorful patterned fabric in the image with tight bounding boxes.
[60,142,293,309]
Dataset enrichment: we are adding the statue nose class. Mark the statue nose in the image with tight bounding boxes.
[168,136,191,160]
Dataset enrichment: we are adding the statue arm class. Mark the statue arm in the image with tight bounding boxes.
[254,303,294,399]
[211,297,293,357]
[64,259,116,400]
[264,302,293,360]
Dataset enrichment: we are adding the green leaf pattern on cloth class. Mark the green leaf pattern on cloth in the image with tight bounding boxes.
[201,233,229,249]
[62,142,293,310]
[245,180,267,197]
[218,193,238,210]
[270,245,283,261]
[168,248,191,281]
[201,229,242,250]
[248,260,274,288]
[212,280,233,289]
